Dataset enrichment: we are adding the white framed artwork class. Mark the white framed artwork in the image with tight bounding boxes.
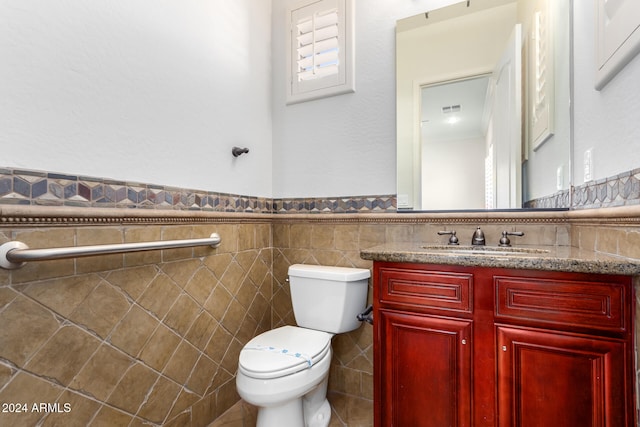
[595,0,640,90]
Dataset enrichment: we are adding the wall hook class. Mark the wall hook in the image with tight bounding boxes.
[232,147,249,157]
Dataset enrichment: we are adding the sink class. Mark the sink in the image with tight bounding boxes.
[420,245,551,256]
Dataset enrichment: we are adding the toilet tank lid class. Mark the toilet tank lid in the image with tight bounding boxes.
[288,264,370,281]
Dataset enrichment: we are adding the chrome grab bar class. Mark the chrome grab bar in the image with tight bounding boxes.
[0,233,221,270]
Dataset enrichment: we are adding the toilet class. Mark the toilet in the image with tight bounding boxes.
[236,264,370,427]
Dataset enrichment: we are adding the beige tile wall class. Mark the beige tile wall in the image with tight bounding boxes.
[0,221,272,427]
[3,206,640,426]
[572,224,640,259]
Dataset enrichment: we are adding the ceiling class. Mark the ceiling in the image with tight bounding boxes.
[420,75,490,142]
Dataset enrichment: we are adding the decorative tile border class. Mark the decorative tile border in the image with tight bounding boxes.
[520,168,640,210]
[0,168,396,214]
[272,195,396,213]
[523,189,571,209]
[570,168,640,210]
[5,166,640,214]
[0,168,272,213]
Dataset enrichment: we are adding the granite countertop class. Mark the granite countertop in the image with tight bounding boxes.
[360,244,640,276]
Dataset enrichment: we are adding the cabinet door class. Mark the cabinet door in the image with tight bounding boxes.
[497,326,631,427]
[377,310,472,427]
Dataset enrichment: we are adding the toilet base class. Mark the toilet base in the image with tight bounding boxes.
[256,399,303,427]
[254,377,331,427]
[303,376,331,427]
[304,398,331,427]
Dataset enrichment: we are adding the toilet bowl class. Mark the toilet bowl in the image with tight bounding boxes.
[236,326,333,427]
[236,264,370,427]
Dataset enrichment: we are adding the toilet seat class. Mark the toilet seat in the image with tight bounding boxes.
[239,326,332,380]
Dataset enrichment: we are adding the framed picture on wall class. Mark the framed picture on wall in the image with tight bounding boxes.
[595,0,640,90]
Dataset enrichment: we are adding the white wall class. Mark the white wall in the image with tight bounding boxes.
[0,0,273,197]
[422,136,486,210]
[272,0,640,202]
[4,1,639,202]
[271,0,456,198]
[573,1,640,186]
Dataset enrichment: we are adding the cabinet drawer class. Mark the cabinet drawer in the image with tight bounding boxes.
[379,267,472,313]
[495,276,627,333]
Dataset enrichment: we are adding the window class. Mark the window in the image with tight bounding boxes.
[286,0,355,104]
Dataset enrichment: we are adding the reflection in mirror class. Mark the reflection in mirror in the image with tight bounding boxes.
[421,75,491,209]
[396,0,571,211]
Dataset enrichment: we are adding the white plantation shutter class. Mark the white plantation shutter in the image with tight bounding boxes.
[296,9,339,81]
[287,0,354,104]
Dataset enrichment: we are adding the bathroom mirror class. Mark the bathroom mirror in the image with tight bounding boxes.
[396,0,571,210]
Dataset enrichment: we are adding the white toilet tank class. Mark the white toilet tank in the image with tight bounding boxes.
[288,264,370,334]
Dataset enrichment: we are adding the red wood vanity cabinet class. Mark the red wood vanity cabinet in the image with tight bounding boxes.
[373,262,636,427]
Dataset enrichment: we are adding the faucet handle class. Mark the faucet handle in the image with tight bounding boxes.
[498,231,525,247]
[437,230,459,245]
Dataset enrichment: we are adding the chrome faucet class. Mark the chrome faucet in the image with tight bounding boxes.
[471,227,485,246]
